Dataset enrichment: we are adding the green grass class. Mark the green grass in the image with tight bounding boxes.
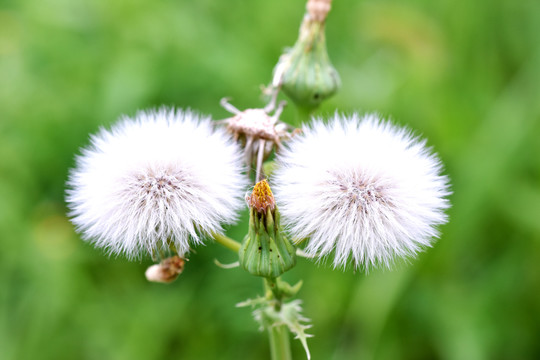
[1,0,539,359]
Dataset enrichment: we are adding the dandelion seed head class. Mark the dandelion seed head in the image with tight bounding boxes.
[66,108,247,259]
[273,113,451,270]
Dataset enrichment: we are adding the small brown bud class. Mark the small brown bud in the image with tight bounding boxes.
[145,255,185,283]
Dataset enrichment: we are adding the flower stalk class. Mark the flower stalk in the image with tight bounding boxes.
[211,232,241,253]
[248,277,311,360]
[268,324,292,360]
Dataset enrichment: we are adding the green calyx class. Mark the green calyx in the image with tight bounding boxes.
[239,206,297,278]
[280,17,340,111]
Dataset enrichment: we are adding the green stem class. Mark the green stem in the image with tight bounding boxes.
[269,324,292,360]
[211,232,241,252]
[264,277,292,360]
[264,277,282,309]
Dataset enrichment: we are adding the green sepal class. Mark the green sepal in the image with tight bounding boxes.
[239,207,296,278]
[278,279,303,298]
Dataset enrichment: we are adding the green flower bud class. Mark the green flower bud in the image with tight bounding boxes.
[275,14,340,111]
[239,180,296,278]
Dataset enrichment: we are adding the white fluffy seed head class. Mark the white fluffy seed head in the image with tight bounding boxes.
[273,113,451,270]
[66,108,247,259]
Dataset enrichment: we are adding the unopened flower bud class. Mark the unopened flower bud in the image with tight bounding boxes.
[239,180,296,278]
[145,255,185,283]
[273,3,340,111]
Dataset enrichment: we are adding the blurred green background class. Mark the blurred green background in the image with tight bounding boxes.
[1,0,539,359]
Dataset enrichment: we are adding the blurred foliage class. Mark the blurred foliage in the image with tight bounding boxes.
[1,0,539,359]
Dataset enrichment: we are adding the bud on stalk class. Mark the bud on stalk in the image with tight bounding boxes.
[273,0,340,111]
[239,180,296,278]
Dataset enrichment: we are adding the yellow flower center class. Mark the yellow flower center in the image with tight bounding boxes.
[248,179,275,213]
